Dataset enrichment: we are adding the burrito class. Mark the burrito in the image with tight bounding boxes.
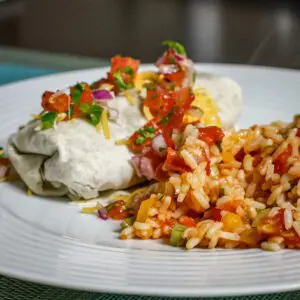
[7,41,243,201]
[8,95,146,200]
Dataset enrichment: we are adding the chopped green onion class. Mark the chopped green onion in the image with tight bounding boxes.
[135,136,146,145]
[162,40,187,56]
[41,112,58,129]
[159,107,175,125]
[159,147,166,153]
[136,127,156,139]
[142,132,156,139]
[113,72,134,90]
[145,127,155,133]
[170,224,186,247]
[120,216,135,229]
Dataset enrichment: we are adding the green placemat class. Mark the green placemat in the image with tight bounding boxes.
[1,275,300,300]
[1,49,300,299]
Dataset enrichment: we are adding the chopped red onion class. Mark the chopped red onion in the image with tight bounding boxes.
[131,156,142,177]
[98,207,108,220]
[140,156,155,180]
[175,54,185,62]
[151,134,167,157]
[92,90,113,102]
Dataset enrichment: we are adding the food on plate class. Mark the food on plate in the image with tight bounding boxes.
[96,115,300,251]
[7,40,241,200]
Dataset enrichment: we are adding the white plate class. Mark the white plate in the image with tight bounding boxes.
[0,64,300,297]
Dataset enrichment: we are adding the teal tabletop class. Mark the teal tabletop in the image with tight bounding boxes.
[0,58,300,300]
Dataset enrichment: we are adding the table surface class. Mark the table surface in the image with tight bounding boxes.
[1,52,300,299]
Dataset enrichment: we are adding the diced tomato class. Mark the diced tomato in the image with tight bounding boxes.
[164,69,186,86]
[164,218,177,228]
[41,91,70,113]
[297,128,300,137]
[281,229,300,246]
[128,120,161,153]
[154,162,169,181]
[210,208,222,221]
[144,89,176,119]
[79,90,93,105]
[217,199,241,212]
[111,56,140,74]
[175,87,194,110]
[198,126,225,145]
[274,145,292,175]
[179,216,196,227]
[107,200,129,220]
[157,48,180,65]
[0,157,10,166]
[163,147,191,174]
[235,148,246,162]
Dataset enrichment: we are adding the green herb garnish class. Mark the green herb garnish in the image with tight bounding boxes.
[137,127,156,139]
[159,107,175,125]
[41,112,58,129]
[89,104,103,126]
[135,136,146,145]
[159,147,166,153]
[113,72,134,91]
[70,83,85,106]
[145,127,155,133]
[79,103,103,126]
[162,40,187,56]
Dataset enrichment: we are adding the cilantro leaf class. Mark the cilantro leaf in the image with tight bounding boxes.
[70,88,82,106]
[113,72,134,90]
[162,40,187,55]
[41,112,58,129]
[135,136,146,145]
[89,104,103,126]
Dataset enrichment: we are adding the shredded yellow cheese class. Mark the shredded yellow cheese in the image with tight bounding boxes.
[115,139,128,145]
[143,106,153,120]
[81,206,98,214]
[134,72,159,91]
[101,108,110,140]
[187,88,222,127]
[124,91,136,106]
